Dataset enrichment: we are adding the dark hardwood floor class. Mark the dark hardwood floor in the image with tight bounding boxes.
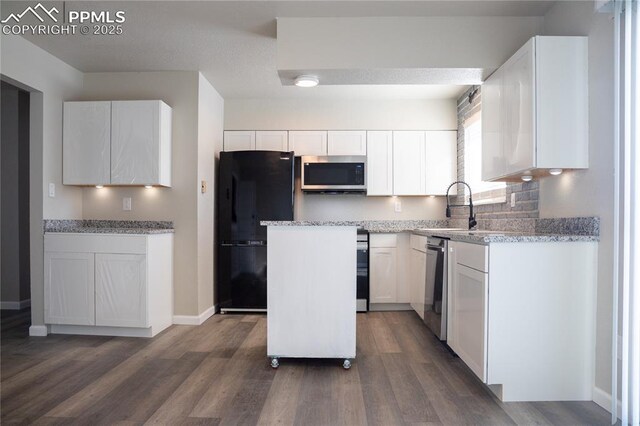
[1,308,611,425]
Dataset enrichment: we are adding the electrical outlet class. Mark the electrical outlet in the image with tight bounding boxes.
[123,197,132,211]
[510,193,516,208]
[394,200,402,213]
[48,183,55,198]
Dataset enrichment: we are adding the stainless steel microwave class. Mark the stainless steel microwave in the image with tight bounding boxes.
[301,156,366,193]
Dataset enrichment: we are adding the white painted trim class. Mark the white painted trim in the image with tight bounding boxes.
[0,299,31,310]
[593,386,622,420]
[172,305,216,325]
[51,324,155,338]
[29,325,48,336]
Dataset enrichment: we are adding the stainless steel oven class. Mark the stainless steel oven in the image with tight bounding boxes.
[424,236,448,340]
[301,156,366,193]
[357,229,369,312]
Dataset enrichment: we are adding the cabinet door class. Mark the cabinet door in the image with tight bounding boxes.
[289,131,328,156]
[370,248,397,303]
[366,131,393,196]
[95,254,148,328]
[111,101,171,186]
[393,131,426,195]
[449,261,488,382]
[425,131,457,195]
[255,131,288,151]
[63,101,111,185]
[482,68,506,180]
[44,252,95,325]
[410,249,427,318]
[224,131,256,151]
[327,131,367,156]
[503,38,536,175]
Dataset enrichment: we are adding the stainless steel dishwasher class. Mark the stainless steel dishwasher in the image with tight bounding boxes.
[424,236,448,340]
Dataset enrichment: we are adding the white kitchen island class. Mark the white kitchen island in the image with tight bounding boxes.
[262,222,357,369]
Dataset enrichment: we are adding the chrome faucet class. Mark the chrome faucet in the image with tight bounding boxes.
[445,181,477,230]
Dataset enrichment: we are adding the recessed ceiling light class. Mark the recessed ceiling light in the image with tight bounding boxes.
[294,75,319,88]
[549,168,563,176]
[95,185,104,189]
[521,175,533,182]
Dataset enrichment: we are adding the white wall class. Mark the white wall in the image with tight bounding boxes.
[197,74,224,312]
[0,35,84,328]
[541,1,615,403]
[78,71,214,317]
[277,17,544,82]
[226,97,455,221]
[225,98,457,130]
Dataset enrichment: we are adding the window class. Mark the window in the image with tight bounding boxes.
[463,113,506,205]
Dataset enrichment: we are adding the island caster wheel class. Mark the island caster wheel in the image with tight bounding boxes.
[270,357,280,369]
[343,359,352,370]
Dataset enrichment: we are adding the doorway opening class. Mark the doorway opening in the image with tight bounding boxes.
[1,81,31,317]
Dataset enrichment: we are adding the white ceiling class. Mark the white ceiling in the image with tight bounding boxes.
[1,1,557,100]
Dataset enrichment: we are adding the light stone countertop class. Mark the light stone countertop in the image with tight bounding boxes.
[44,220,174,235]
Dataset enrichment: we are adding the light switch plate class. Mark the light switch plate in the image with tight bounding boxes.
[123,197,132,211]
[394,200,402,213]
[510,193,516,208]
[48,183,55,198]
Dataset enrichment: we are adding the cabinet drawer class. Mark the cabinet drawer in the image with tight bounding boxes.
[455,242,488,273]
[370,233,397,248]
[45,234,147,254]
[410,234,428,252]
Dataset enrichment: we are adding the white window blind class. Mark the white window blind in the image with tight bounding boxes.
[463,113,505,203]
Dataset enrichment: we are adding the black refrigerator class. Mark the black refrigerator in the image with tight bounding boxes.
[217,150,294,312]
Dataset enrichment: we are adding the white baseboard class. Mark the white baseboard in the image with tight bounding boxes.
[173,305,216,325]
[29,325,48,336]
[369,303,413,312]
[1,299,31,310]
[593,386,622,419]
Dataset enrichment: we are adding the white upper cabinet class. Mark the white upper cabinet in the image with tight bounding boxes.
[482,36,588,180]
[111,101,172,187]
[481,67,506,181]
[289,131,328,156]
[425,131,457,195]
[256,131,288,151]
[393,131,427,196]
[63,101,111,185]
[224,131,256,151]
[327,131,367,156]
[63,100,172,187]
[366,131,393,196]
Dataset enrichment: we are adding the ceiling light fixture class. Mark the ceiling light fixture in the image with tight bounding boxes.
[549,168,563,176]
[144,185,153,189]
[521,175,533,182]
[95,185,104,189]
[294,75,319,88]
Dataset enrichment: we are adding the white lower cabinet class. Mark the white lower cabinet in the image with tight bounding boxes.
[44,252,95,326]
[95,254,147,327]
[447,240,597,402]
[44,233,173,337]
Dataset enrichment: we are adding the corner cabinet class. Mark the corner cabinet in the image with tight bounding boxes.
[63,100,172,187]
[44,233,173,338]
[482,36,588,181]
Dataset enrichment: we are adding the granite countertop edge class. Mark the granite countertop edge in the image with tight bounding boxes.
[45,228,175,235]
